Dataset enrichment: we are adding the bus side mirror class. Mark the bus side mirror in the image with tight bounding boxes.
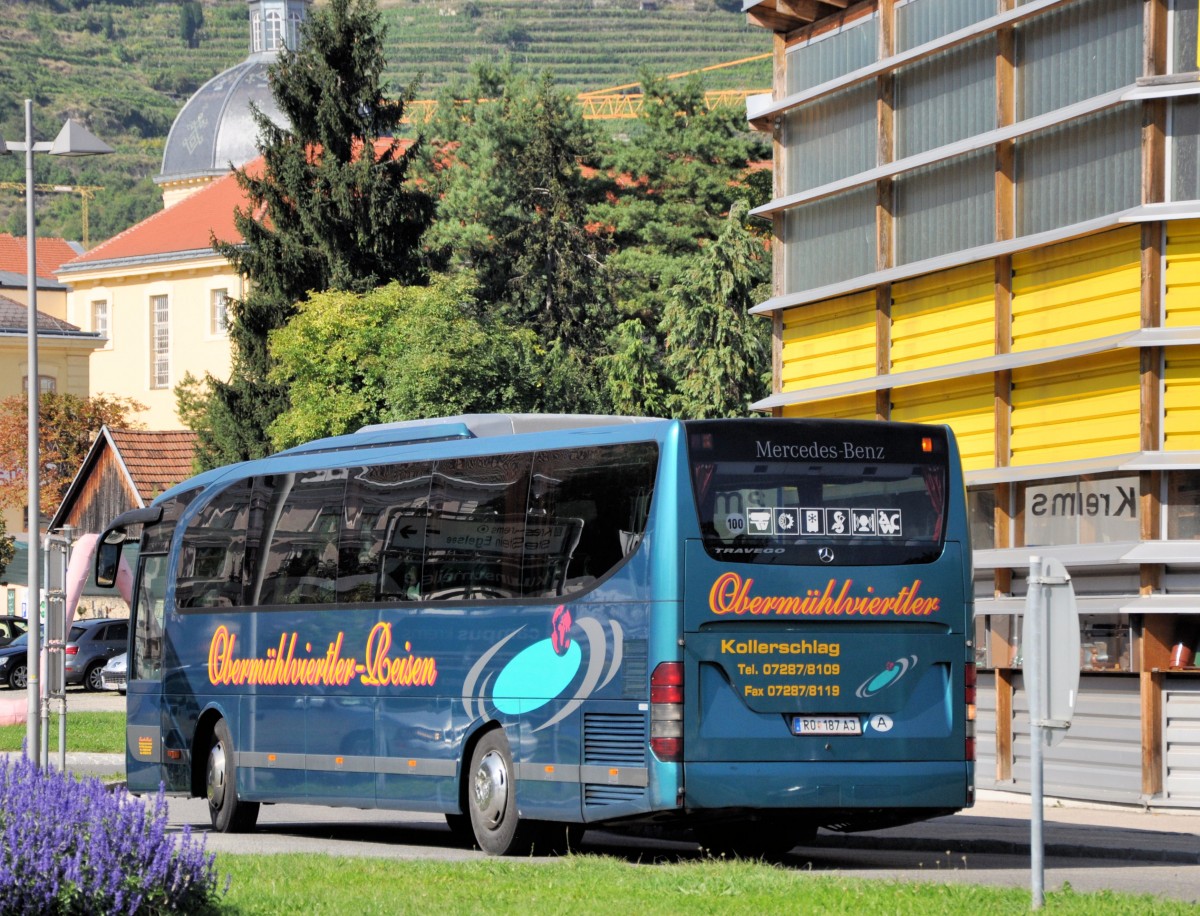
[95,530,126,588]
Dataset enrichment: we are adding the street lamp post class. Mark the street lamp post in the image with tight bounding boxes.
[2,99,111,763]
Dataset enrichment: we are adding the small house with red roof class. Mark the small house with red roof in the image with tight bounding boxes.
[49,425,198,536]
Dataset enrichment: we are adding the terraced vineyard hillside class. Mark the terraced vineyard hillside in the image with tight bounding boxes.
[383,0,771,94]
[0,0,770,245]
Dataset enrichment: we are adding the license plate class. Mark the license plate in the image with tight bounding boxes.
[791,715,862,736]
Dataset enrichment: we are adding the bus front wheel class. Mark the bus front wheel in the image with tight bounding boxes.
[206,718,260,833]
[466,729,539,855]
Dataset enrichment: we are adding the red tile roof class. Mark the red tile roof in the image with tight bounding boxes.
[0,233,82,278]
[107,428,198,501]
[63,140,406,271]
[62,164,257,268]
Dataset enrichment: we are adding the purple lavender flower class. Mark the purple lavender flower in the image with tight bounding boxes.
[0,752,223,914]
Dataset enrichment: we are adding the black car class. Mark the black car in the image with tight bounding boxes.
[0,615,27,648]
[0,633,29,690]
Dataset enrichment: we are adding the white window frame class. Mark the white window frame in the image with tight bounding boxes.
[210,288,230,336]
[150,294,170,390]
[91,298,110,348]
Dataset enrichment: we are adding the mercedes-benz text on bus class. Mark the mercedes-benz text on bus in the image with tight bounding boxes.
[96,414,975,857]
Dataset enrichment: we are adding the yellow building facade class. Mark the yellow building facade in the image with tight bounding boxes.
[747,0,1200,808]
[56,171,247,429]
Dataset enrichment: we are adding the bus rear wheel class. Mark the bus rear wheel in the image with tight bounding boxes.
[206,718,260,833]
[466,729,540,856]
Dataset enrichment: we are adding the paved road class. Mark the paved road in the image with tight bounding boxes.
[3,685,125,713]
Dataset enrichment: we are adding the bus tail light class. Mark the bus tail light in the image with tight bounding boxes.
[650,662,683,763]
[965,661,977,761]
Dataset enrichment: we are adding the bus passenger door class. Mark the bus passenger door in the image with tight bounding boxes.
[125,554,168,794]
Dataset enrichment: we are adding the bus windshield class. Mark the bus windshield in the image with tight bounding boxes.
[687,419,949,567]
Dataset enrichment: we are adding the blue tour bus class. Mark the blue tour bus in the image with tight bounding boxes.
[95,414,975,856]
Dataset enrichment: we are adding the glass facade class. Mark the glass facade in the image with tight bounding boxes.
[774,0,1149,298]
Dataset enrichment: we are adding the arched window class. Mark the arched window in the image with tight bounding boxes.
[287,9,304,49]
[265,10,284,51]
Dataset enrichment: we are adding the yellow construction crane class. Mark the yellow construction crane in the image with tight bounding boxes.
[0,182,104,249]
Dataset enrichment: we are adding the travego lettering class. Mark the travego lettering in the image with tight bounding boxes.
[707,571,940,618]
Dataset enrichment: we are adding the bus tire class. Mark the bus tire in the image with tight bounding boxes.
[466,729,538,856]
[206,718,260,833]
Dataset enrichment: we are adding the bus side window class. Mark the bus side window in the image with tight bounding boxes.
[527,442,658,597]
[425,454,529,600]
[253,471,346,606]
[339,462,433,603]
[176,480,253,609]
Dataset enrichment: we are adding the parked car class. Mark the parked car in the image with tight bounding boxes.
[64,618,129,692]
[0,616,27,648]
[0,634,28,690]
[100,652,127,695]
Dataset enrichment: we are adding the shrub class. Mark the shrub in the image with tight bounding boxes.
[0,753,223,915]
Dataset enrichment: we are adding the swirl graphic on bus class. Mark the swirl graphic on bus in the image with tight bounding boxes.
[855,655,918,699]
[460,604,623,732]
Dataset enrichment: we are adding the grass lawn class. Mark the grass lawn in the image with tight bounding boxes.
[213,853,1190,915]
[0,711,124,753]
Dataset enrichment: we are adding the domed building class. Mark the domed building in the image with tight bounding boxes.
[157,0,307,208]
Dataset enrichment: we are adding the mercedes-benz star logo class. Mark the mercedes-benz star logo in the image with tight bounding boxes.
[817,547,835,563]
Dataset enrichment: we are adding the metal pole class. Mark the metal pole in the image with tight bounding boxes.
[1028,555,1045,910]
[24,98,41,766]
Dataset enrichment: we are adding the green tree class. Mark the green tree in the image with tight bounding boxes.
[422,64,616,411]
[180,1,203,48]
[660,201,771,417]
[188,0,434,468]
[589,71,770,415]
[267,274,535,450]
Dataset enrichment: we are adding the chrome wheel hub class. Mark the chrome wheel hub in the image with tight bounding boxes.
[472,749,508,829]
[207,740,227,809]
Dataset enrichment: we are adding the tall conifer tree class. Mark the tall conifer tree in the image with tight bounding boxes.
[187,0,433,467]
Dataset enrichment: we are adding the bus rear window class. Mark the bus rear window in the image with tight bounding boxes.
[687,420,949,567]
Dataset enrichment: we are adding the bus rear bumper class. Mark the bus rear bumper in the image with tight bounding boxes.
[684,760,972,814]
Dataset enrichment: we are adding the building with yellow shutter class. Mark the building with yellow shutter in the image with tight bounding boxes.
[744,0,1200,808]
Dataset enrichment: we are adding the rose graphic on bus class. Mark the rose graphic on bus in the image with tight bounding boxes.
[460,604,624,731]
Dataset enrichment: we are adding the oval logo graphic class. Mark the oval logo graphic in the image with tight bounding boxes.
[855,655,918,699]
[492,639,581,715]
[869,714,894,732]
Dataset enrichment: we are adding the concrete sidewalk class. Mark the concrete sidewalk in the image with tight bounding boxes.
[11,753,1199,864]
[822,790,1199,865]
